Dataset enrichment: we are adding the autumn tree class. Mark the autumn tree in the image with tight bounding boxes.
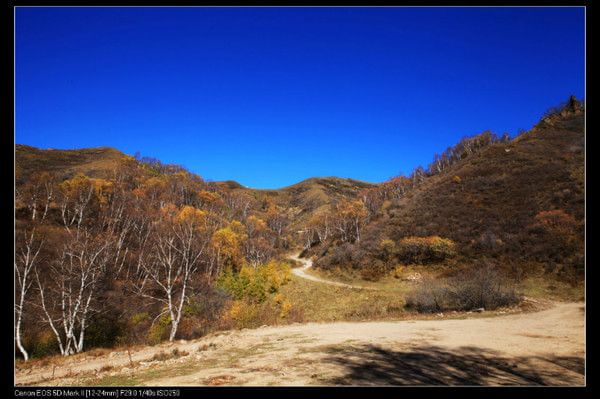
[265,205,290,246]
[360,187,385,218]
[210,221,247,279]
[223,191,254,220]
[304,212,331,246]
[57,175,97,233]
[34,175,121,355]
[17,172,56,221]
[134,205,213,341]
[333,200,368,243]
[244,215,275,267]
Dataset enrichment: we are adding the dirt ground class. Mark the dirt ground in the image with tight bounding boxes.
[15,301,585,386]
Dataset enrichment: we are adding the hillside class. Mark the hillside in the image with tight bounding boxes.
[254,177,375,230]
[15,145,372,231]
[313,99,585,281]
[15,145,129,185]
[13,98,585,372]
[386,105,583,244]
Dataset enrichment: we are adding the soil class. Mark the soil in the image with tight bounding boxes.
[15,301,585,386]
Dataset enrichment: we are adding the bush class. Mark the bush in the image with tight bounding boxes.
[359,258,387,281]
[405,263,521,313]
[404,279,451,313]
[84,314,125,349]
[221,299,279,330]
[176,287,229,340]
[217,261,291,303]
[28,330,59,359]
[396,236,457,264]
[448,264,521,310]
[379,239,396,261]
[526,209,583,278]
[147,314,171,345]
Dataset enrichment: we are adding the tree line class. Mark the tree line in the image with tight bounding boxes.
[15,157,291,360]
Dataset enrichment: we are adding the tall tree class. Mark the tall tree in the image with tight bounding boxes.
[15,229,43,361]
[134,205,212,341]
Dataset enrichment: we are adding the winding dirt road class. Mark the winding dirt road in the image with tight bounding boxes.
[289,253,375,290]
[15,302,585,386]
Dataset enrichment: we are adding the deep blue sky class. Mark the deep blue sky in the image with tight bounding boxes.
[16,7,585,189]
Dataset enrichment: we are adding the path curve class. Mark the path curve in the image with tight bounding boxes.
[289,252,376,290]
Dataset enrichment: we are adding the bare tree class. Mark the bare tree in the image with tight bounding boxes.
[36,229,112,355]
[18,173,56,221]
[15,229,43,361]
[134,206,211,341]
[58,176,96,234]
[224,192,253,220]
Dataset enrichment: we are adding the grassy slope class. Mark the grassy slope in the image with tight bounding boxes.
[15,144,129,184]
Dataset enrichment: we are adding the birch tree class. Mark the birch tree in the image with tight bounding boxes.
[134,205,212,341]
[15,229,43,361]
[36,229,112,355]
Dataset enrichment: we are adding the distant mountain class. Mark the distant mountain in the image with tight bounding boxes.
[15,145,373,229]
[262,177,375,229]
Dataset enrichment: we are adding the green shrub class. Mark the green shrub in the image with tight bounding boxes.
[84,314,125,349]
[147,314,171,345]
[29,330,58,359]
[130,312,150,325]
[217,261,291,303]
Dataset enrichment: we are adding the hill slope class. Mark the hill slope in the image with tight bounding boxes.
[314,100,585,280]
[256,177,375,230]
[15,145,373,232]
[15,145,129,184]
[383,106,584,245]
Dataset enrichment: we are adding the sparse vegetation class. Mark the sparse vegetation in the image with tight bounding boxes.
[14,97,585,364]
[309,98,584,285]
[395,236,457,264]
[405,263,522,313]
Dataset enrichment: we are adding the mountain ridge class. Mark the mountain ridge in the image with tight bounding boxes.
[15,143,377,192]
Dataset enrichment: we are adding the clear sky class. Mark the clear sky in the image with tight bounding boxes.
[15,7,585,189]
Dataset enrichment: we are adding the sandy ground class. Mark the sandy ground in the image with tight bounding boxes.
[289,253,375,289]
[15,301,585,386]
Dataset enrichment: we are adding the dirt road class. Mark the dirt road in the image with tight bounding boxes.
[289,253,375,289]
[15,301,585,386]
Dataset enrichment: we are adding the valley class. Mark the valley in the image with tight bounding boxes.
[14,98,585,386]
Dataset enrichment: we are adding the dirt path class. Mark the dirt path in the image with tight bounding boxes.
[289,253,375,290]
[15,302,585,386]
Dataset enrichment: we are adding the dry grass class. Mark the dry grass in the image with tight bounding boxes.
[148,348,189,362]
[279,274,409,322]
[306,263,439,292]
[16,144,126,183]
[517,276,584,302]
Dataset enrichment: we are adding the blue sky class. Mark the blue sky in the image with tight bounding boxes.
[15,7,585,189]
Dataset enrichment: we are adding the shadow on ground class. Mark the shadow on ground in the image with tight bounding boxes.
[320,344,584,386]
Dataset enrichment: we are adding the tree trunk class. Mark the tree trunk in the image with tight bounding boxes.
[15,314,28,361]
